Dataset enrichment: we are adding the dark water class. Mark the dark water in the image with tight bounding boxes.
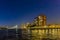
[1,29,59,40]
[0,29,22,40]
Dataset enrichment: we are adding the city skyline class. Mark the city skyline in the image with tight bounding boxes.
[0,0,60,26]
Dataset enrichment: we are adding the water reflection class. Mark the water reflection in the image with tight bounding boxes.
[0,29,22,40]
[31,29,60,40]
[0,29,60,40]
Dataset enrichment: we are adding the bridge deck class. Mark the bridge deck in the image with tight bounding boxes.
[30,27,60,30]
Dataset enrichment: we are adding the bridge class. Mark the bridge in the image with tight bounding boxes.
[30,27,60,30]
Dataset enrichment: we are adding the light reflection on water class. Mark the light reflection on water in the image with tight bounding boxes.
[0,29,60,40]
[0,29,22,40]
[31,29,60,40]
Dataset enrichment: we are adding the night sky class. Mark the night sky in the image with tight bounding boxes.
[0,0,60,26]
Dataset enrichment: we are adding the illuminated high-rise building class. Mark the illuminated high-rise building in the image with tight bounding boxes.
[34,14,46,26]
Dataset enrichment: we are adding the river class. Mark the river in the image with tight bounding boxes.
[0,29,22,40]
